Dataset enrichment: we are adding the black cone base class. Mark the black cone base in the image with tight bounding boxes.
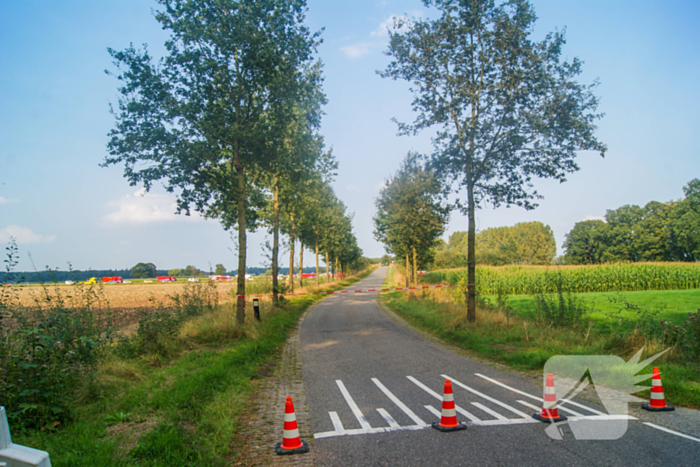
[642,404,675,412]
[532,413,567,423]
[431,421,467,432]
[275,440,309,455]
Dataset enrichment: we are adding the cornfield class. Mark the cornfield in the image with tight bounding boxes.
[424,263,700,295]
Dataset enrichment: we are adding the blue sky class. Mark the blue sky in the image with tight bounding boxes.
[1,0,699,272]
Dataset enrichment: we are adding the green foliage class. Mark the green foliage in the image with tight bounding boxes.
[183,265,200,277]
[214,264,226,276]
[436,222,557,268]
[117,282,218,357]
[374,153,449,269]
[167,268,183,277]
[533,273,590,327]
[130,262,156,279]
[1,240,114,431]
[563,179,700,264]
[426,262,700,295]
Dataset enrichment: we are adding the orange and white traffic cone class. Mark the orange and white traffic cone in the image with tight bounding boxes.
[533,373,567,423]
[642,367,675,412]
[431,379,467,432]
[275,397,310,455]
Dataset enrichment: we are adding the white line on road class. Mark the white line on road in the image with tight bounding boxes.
[424,405,442,418]
[336,379,372,430]
[643,423,700,443]
[329,411,345,434]
[472,402,508,420]
[443,374,531,419]
[377,408,400,428]
[474,372,605,416]
[372,378,426,426]
[407,376,481,422]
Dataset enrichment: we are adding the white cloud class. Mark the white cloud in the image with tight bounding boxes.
[0,197,19,205]
[0,225,55,244]
[583,215,606,222]
[340,42,373,59]
[370,11,422,37]
[102,189,202,225]
[374,180,388,191]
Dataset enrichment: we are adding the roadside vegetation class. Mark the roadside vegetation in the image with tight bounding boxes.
[2,238,375,466]
[381,266,700,409]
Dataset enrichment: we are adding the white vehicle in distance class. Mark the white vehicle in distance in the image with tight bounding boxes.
[187,277,199,282]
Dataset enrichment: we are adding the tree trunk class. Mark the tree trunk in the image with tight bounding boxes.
[405,251,410,288]
[413,245,418,287]
[289,230,295,293]
[467,182,476,323]
[299,244,304,288]
[315,241,319,287]
[325,250,330,283]
[234,156,246,326]
[272,178,280,305]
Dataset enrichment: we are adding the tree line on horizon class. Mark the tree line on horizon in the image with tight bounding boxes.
[563,179,700,264]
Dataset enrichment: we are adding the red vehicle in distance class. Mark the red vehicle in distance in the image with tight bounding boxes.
[157,276,177,283]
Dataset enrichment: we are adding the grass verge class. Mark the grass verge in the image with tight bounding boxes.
[12,267,376,466]
[380,267,700,409]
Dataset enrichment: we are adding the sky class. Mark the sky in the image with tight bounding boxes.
[1,0,699,273]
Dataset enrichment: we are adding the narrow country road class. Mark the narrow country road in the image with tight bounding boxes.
[299,266,700,466]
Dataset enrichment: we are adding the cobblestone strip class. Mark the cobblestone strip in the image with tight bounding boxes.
[239,311,315,467]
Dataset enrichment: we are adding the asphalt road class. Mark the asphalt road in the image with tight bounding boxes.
[299,266,700,466]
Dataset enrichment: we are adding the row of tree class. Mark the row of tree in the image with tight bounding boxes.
[105,0,362,324]
[434,222,556,268]
[564,179,700,264]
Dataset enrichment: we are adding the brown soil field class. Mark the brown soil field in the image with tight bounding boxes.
[4,282,238,330]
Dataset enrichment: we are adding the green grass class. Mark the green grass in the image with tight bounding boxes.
[12,267,376,466]
[482,288,700,325]
[381,266,700,409]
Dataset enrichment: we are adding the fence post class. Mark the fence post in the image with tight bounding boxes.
[0,407,52,467]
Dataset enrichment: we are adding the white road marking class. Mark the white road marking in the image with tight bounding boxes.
[407,376,481,422]
[471,402,508,420]
[336,379,372,430]
[475,372,605,416]
[377,408,400,428]
[329,411,345,434]
[443,374,531,419]
[643,423,700,443]
[516,399,585,417]
[424,405,442,418]
[372,378,426,426]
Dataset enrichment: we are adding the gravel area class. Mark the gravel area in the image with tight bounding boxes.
[238,311,315,467]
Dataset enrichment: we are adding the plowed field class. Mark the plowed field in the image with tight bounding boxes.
[4,282,238,329]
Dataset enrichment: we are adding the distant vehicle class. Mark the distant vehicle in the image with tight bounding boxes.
[123,280,131,284]
[187,277,198,282]
[64,280,74,285]
[209,275,234,281]
[157,276,177,283]
[102,276,123,284]
[301,273,316,279]
[144,280,153,283]
[83,277,97,285]
[417,271,426,276]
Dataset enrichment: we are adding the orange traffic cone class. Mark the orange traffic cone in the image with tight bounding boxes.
[431,379,467,432]
[642,367,675,412]
[533,373,567,423]
[275,397,310,455]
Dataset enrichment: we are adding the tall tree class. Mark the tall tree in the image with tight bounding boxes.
[104,0,319,324]
[562,219,609,264]
[380,0,606,321]
[374,154,448,285]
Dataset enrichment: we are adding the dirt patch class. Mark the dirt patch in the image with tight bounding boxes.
[106,415,160,454]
